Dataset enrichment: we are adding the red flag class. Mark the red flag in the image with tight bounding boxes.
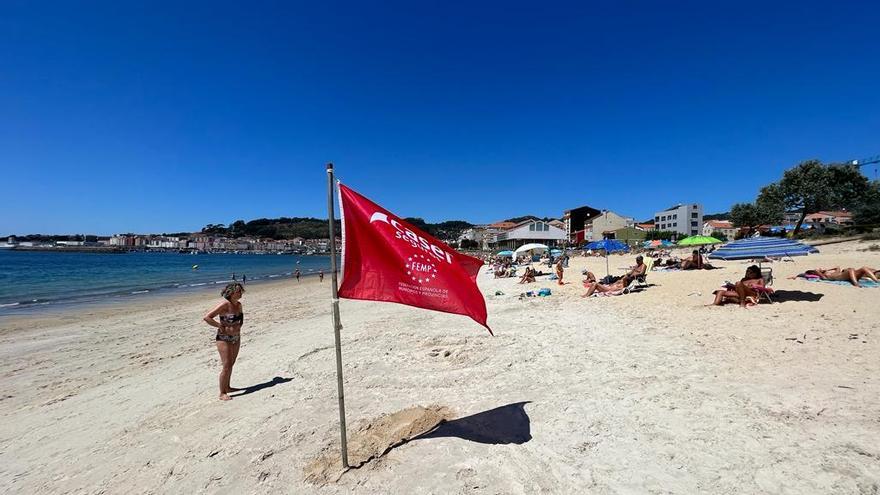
[337,183,491,333]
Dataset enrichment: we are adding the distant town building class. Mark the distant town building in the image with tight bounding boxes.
[703,220,737,239]
[654,204,703,237]
[562,205,602,244]
[489,219,567,250]
[487,221,517,230]
[608,227,647,245]
[585,210,635,242]
[804,210,854,228]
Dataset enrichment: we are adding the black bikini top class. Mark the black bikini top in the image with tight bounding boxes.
[219,312,244,325]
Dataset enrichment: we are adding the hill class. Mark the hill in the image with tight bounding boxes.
[202,217,474,241]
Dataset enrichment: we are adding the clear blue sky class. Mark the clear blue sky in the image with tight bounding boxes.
[2,1,879,235]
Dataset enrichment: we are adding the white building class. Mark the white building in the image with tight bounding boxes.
[458,226,487,248]
[654,204,703,237]
[489,219,567,250]
[702,220,738,239]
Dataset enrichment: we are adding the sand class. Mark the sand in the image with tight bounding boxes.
[1,240,879,494]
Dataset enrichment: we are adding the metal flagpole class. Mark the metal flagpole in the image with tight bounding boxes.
[326,162,349,468]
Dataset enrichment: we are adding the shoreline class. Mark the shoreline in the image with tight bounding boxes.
[0,273,325,334]
[1,240,878,493]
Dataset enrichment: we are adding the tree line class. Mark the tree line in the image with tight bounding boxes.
[201,217,474,241]
[729,159,880,235]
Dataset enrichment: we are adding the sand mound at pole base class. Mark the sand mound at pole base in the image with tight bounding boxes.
[304,404,453,485]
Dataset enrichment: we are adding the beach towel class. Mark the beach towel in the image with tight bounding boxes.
[799,277,879,288]
[653,266,681,272]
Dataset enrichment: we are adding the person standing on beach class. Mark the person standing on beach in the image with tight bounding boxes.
[203,282,245,401]
[242,274,246,285]
[319,270,324,282]
[555,258,564,285]
[294,268,301,282]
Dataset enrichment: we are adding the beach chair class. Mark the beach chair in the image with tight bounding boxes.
[756,267,774,303]
[623,272,650,294]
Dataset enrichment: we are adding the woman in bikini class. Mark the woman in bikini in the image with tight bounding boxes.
[805,266,879,287]
[712,265,763,307]
[203,282,245,401]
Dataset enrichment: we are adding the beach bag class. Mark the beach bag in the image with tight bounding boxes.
[537,288,551,297]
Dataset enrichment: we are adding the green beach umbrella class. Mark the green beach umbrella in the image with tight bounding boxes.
[677,235,722,246]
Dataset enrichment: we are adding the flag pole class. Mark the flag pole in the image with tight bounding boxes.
[326,162,349,469]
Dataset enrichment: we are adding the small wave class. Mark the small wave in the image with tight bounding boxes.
[191,283,207,287]
[0,302,20,308]
[131,290,149,294]
[269,274,279,278]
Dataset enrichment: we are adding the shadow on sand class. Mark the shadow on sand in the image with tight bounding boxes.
[771,290,824,303]
[415,401,532,445]
[230,376,293,397]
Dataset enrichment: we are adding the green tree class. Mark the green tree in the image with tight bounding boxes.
[729,202,779,234]
[853,181,880,228]
[778,160,869,234]
[459,238,479,249]
[229,220,247,237]
[710,230,728,242]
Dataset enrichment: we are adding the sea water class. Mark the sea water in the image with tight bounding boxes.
[0,250,333,315]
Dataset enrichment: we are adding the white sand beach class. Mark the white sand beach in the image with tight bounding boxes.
[1,240,879,494]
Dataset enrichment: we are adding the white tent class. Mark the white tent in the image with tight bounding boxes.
[514,243,549,256]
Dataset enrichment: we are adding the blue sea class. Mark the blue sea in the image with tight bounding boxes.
[0,250,333,316]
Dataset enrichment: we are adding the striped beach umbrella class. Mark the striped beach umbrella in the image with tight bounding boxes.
[707,237,818,261]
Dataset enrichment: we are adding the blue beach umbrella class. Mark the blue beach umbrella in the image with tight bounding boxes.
[584,239,630,252]
[584,239,630,277]
[497,250,514,257]
[708,237,818,261]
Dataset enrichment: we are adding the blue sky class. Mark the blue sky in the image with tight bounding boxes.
[2,1,878,235]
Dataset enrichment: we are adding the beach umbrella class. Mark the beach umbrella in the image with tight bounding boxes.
[497,250,514,257]
[644,239,663,248]
[583,239,630,277]
[677,235,723,247]
[550,249,563,255]
[708,237,818,261]
[514,243,549,261]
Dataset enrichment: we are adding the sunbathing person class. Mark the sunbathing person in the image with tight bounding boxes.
[805,266,880,287]
[581,277,628,297]
[712,265,764,307]
[581,270,597,285]
[680,250,703,270]
[627,255,647,279]
[518,267,536,284]
[581,257,646,297]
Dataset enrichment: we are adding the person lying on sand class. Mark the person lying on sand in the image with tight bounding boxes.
[804,266,879,287]
[581,256,646,297]
[711,265,763,307]
[581,278,627,297]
